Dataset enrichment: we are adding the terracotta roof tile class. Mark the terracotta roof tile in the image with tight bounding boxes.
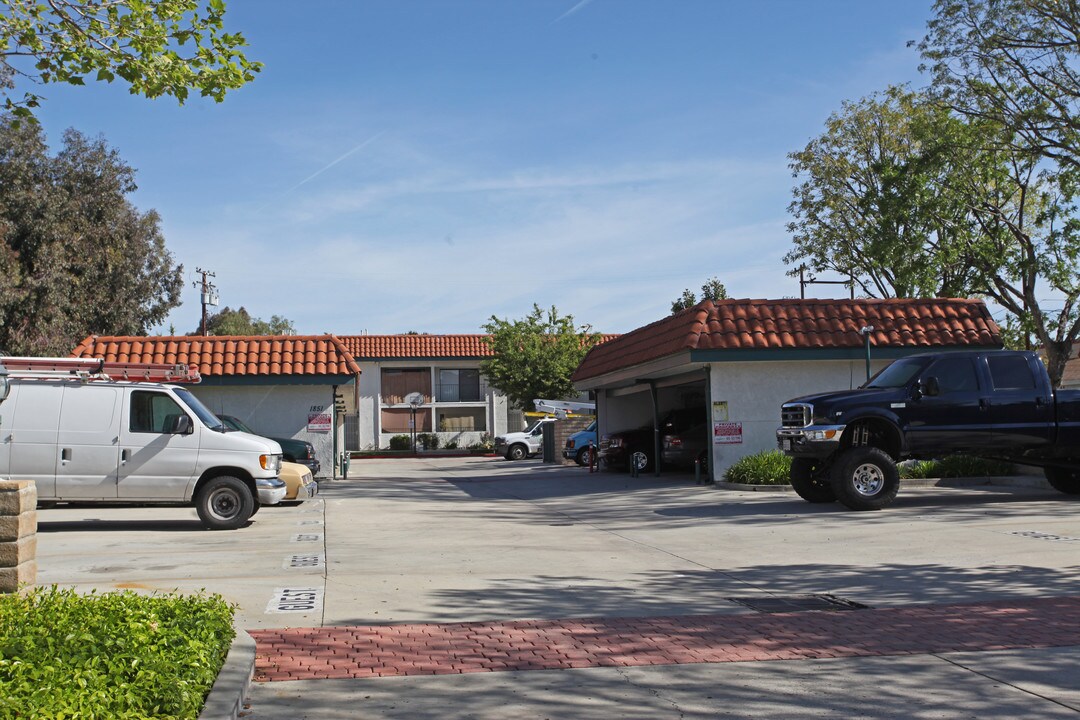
[573,298,1002,382]
[341,333,619,359]
[70,335,361,378]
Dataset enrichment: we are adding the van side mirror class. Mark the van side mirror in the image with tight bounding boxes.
[920,377,941,397]
[170,415,193,434]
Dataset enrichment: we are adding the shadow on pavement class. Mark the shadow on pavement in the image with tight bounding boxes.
[37,519,219,533]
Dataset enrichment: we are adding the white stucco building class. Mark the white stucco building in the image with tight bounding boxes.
[571,298,1003,481]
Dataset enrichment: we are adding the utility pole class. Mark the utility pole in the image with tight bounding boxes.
[193,268,219,336]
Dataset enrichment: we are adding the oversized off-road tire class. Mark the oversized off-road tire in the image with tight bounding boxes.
[830,447,899,511]
[575,446,593,467]
[790,457,835,503]
[506,444,528,461]
[1044,466,1080,495]
[629,448,653,473]
[195,476,255,530]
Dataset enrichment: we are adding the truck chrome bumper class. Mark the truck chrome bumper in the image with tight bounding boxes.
[776,424,846,454]
[256,477,288,505]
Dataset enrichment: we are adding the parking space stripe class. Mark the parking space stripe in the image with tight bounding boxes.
[250,595,1080,682]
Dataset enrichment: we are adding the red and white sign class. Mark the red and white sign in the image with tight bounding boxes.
[307,413,331,432]
[713,422,743,444]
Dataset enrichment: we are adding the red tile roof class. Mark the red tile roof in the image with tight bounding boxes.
[341,334,620,359]
[70,335,361,377]
[573,298,1002,381]
[341,334,495,359]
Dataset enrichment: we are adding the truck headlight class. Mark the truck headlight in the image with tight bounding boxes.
[260,454,282,472]
[806,429,839,441]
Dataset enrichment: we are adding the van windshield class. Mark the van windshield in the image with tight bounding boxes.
[175,388,225,431]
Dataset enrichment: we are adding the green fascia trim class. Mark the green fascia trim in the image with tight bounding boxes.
[198,374,356,387]
[688,345,1003,363]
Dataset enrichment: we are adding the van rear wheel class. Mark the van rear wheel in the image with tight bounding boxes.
[196,476,255,530]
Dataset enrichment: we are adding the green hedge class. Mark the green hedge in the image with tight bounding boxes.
[900,455,1015,479]
[0,587,235,719]
[723,450,792,485]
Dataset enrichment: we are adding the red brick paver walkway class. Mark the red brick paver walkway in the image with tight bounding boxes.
[250,595,1080,682]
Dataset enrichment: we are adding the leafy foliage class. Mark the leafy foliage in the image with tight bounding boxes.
[723,450,792,485]
[899,455,1015,479]
[388,434,411,450]
[481,304,600,412]
[0,0,260,119]
[0,586,235,719]
[671,276,728,313]
[416,432,440,450]
[196,306,295,336]
[0,116,183,355]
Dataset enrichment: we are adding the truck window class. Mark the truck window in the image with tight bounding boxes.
[130,391,185,433]
[925,357,979,393]
[987,355,1037,390]
[864,357,929,388]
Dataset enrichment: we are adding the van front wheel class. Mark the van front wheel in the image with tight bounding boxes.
[196,476,255,530]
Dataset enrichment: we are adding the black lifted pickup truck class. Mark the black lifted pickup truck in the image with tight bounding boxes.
[776,350,1080,510]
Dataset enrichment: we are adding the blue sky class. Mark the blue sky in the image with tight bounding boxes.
[31,0,938,336]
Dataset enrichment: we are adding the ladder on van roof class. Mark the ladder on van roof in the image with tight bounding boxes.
[0,356,201,384]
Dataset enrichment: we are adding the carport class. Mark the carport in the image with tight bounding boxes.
[572,298,1003,481]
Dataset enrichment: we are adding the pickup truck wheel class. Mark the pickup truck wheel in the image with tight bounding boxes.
[575,447,593,466]
[195,476,255,530]
[831,447,899,511]
[630,449,653,473]
[507,444,528,461]
[790,458,835,503]
[1044,466,1080,494]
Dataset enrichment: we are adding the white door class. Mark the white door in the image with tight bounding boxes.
[4,383,60,498]
[55,384,121,498]
[117,388,200,499]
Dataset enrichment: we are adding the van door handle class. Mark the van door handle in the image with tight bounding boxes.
[121,449,130,463]
[61,448,71,462]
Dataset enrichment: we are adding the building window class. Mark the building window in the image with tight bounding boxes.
[437,408,486,432]
[381,368,431,404]
[381,408,431,433]
[436,368,485,402]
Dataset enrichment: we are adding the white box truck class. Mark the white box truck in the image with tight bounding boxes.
[0,357,287,530]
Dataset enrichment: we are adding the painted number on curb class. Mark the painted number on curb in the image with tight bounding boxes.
[267,587,323,613]
[284,554,325,569]
[291,533,323,543]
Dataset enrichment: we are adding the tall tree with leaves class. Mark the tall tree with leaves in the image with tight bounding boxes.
[481,305,600,412]
[195,306,295,336]
[671,276,728,313]
[1,0,260,119]
[0,116,183,355]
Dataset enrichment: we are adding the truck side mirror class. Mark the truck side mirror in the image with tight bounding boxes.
[920,377,941,397]
[170,415,193,435]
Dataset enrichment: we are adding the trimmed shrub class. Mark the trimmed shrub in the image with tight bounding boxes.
[900,455,1015,479]
[0,586,235,719]
[416,433,440,450]
[388,434,411,450]
[723,450,792,485]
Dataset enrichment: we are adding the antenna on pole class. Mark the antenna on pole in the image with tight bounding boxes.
[193,268,219,336]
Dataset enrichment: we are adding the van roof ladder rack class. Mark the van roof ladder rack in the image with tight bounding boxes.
[0,356,201,384]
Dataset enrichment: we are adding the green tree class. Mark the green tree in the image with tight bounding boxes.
[0,116,183,355]
[481,304,599,412]
[786,87,982,299]
[786,85,1080,386]
[197,306,295,336]
[671,276,728,313]
[1,0,260,119]
[920,0,1080,174]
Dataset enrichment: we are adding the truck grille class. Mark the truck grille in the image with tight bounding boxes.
[781,403,812,428]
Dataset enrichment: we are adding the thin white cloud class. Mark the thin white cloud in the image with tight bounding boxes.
[285,131,385,193]
[552,0,596,24]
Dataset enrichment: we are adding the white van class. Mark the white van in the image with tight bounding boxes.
[0,376,287,530]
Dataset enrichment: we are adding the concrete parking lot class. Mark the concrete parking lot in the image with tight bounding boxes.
[35,457,1080,718]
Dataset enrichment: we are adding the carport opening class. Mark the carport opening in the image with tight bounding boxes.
[600,378,709,475]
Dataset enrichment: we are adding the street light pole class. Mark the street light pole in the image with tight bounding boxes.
[859,326,875,383]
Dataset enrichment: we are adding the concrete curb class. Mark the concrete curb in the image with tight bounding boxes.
[717,475,1051,493]
[199,630,255,720]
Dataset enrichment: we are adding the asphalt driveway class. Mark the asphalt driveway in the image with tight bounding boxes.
[34,457,1080,718]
